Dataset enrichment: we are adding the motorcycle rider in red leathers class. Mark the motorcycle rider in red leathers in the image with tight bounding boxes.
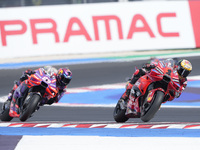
[7,66,72,106]
[120,58,192,114]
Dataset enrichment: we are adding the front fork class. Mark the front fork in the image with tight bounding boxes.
[125,87,165,117]
[145,88,165,103]
[9,83,29,118]
[141,88,165,114]
[125,87,141,117]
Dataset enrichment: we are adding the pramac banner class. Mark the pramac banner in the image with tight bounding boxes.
[0,1,199,58]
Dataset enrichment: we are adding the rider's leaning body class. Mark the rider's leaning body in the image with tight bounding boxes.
[7,66,72,116]
[120,58,192,104]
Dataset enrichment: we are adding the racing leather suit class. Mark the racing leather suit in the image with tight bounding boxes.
[120,62,187,102]
[7,69,67,105]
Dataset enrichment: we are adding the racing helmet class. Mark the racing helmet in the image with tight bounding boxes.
[56,68,72,86]
[177,59,192,78]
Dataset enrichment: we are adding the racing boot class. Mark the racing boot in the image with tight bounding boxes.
[120,68,145,101]
[119,68,146,110]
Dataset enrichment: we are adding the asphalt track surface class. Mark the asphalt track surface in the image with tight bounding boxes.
[0,56,200,123]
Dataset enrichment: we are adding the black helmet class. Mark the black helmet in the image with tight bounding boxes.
[177,59,192,78]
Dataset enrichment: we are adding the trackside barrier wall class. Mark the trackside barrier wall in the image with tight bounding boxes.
[0,1,199,59]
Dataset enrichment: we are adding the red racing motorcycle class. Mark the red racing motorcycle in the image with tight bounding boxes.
[113,59,180,122]
[0,68,58,122]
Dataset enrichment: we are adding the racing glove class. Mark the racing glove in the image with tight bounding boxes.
[25,69,35,75]
[20,69,35,82]
[175,86,184,98]
[175,91,180,98]
[20,74,29,82]
[142,63,156,71]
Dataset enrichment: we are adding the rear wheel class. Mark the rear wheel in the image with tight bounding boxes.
[113,100,129,123]
[0,100,13,121]
[141,91,164,122]
[19,94,41,122]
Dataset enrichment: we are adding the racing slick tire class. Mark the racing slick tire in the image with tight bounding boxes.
[141,91,164,122]
[113,100,129,123]
[0,100,13,121]
[19,93,41,122]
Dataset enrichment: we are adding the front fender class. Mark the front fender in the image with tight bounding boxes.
[146,88,165,103]
[141,90,165,122]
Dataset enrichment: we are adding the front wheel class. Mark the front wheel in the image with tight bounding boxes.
[0,100,13,121]
[19,93,41,122]
[113,100,129,123]
[141,91,164,122]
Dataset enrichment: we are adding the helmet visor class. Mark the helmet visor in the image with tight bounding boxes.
[61,75,71,85]
[179,67,190,78]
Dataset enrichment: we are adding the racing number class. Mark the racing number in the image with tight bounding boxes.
[166,69,172,76]
[42,77,51,84]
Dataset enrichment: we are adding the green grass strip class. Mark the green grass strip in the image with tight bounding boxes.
[106,49,200,60]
